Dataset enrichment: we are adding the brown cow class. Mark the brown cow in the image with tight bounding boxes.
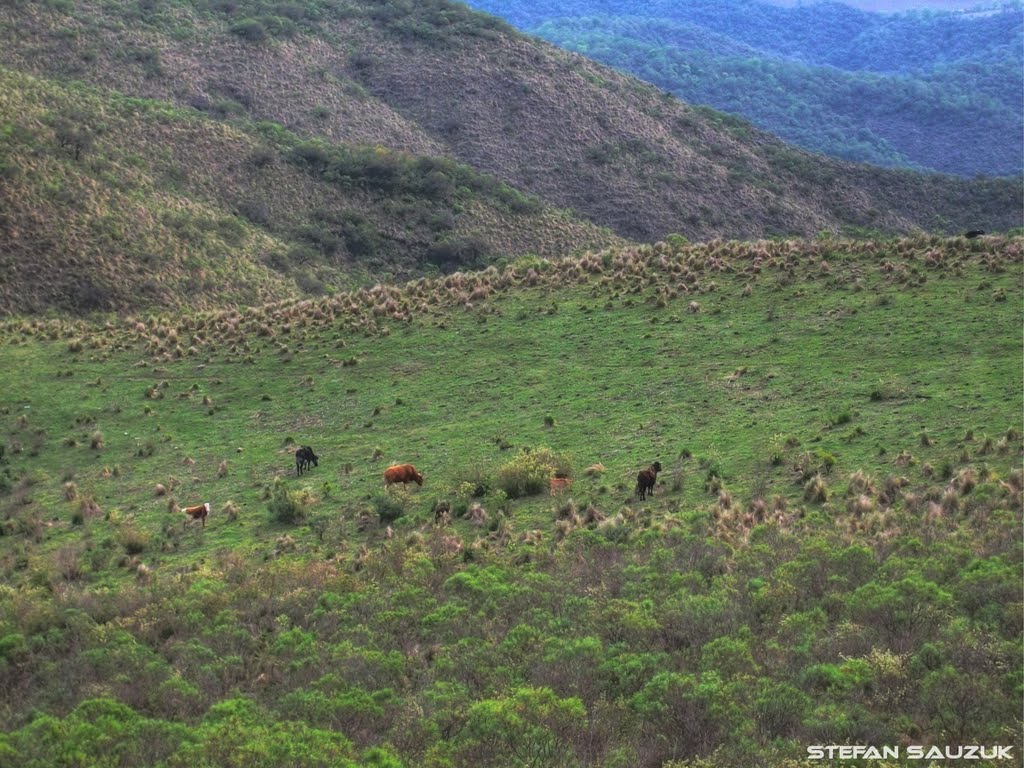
[384,463,424,486]
[550,475,572,495]
[635,461,662,501]
[181,502,210,528]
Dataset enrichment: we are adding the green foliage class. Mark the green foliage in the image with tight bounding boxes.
[165,696,362,767]
[229,18,269,42]
[373,492,406,524]
[457,686,585,767]
[1,698,188,767]
[495,447,571,499]
[267,477,310,523]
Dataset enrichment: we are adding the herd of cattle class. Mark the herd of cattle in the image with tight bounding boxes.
[177,447,661,527]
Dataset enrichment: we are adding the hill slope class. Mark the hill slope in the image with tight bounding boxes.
[0,235,1020,765]
[0,0,1020,258]
[464,0,1024,176]
[0,66,622,315]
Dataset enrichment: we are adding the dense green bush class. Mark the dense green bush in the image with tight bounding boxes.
[229,18,268,42]
[267,477,310,523]
[495,447,572,499]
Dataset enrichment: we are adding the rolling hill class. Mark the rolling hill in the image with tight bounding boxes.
[0,0,1020,319]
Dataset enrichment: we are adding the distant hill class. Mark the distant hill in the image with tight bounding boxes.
[464,0,1024,176]
[0,0,1021,315]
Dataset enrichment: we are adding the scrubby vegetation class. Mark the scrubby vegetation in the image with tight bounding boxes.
[0,66,620,315]
[0,235,1020,765]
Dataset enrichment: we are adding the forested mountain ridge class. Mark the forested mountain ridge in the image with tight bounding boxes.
[464,0,1024,176]
[0,0,1019,286]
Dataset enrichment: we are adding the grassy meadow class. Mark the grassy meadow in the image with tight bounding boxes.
[0,234,1021,766]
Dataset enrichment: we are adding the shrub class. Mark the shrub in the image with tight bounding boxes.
[230,18,267,42]
[373,492,406,524]
[119,526,150,555]
[496,447,572,499]
[267,477,310,524]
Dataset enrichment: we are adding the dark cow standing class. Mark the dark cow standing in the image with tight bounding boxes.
[635,461,662,501]
[296,446,319,476]
[964,230,985,239]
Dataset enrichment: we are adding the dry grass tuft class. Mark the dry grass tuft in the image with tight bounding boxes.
[804,475,829,503]
[222,500,240,522]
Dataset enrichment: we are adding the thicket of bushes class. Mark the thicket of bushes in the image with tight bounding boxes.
[0,507,1018,766]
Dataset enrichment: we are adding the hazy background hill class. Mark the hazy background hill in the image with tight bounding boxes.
[0,0,1021,315]
[462,0,1024,176]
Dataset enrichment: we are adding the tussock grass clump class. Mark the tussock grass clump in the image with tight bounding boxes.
[804,475,829,503]
[78,496,101,519]
[941,488,960,514]
[374,489,410,524]
[894,450,915,467]
[222,500,240,522]
[583,502,605,525]
[846,471,877,498]
[466,503,488,526]
[952,468,977,494]
[847,494,875,517]
[118,526,150,556]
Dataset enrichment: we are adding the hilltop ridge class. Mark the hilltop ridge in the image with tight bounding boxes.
[1,0,1020,254]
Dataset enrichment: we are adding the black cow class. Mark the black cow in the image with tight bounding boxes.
[635,461,663,501]
[964,230,985,239]
[296,446,319,476]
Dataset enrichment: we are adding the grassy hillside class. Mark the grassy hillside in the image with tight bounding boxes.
[0,66,622,315]
[0,0,1020,257]
[465,0,1024,176]
[0,235,1020,766]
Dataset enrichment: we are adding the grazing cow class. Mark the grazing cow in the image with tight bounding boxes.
[384,463,424,486]
[295,446,319,476]
[964,230,985,239]
[635,461,663,501]
[182,502,210,529]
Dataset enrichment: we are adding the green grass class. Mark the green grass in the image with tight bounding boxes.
[6,241,1018,541]
[0,235,1020,765]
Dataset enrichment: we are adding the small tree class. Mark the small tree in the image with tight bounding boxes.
[54,114,94,162]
